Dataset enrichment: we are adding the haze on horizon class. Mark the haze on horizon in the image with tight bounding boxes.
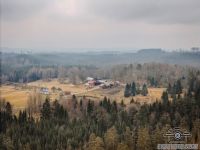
[1,0,200,51]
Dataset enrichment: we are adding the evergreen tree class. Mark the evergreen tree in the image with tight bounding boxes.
[117,143,130,150]
[5,102,12,116]
[194,81,200,106]
[176,79,183,94]
[104,126,119,150]
[172,93,176,104]
[88,133,104,150]
[148,77,158,87]
[124,84,131,97]
[167,83,172,94]
[120,100,125,107]
[72,95,78,110]
[130,98,134,104]
[161,91,169,105]
[141,84,148,96]
[87,100,94,115]
[124,127,134,149]
[137,127,152,150]
[18,110,27,124]
[152,126,167,148]
[131,82,136,96]
[80,99,83,111]
[41,98,51,119]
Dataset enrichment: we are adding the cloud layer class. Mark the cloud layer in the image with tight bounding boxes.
[2,0,200,24]
[88,0,200,24]
[1,0,200,50]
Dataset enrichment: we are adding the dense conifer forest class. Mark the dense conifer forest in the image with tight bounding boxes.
[1,71,200,150]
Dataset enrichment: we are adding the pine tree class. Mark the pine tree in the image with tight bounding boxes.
[137,127,152,150]
[88,133,104,150]
[120,100,125,107]
[167,83,172,94]
[152,127,163,147]
[5,102,12,116]
[124,84,131,97]
[80,99,83,111]
[131,82,136,96]
[148,77,157,87]
[41,98,51,119]
[117,143,130,150]
[176,79,183,94]
[172,93,177,104]
[87,100,94,116]
[192,119,200,144]
[72,95,78,110]
[124,127,134,149]
[141,84,148,96]
[104,126,119,150]
[130,98,134,104]
[88,133,96,150]
[161,91,168,105]
[194,81,200,106]
[18,110,27,124]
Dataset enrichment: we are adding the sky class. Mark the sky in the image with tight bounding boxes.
[1,0,200,51]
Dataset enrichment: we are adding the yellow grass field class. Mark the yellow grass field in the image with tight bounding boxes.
[28,79,87,94]
[0,79,166,113]
[0,79,88,112]
[79,87,166,104]
[0,85,29,112]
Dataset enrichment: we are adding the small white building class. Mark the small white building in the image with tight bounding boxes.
[40,87,49,95]
[86,77,94,81]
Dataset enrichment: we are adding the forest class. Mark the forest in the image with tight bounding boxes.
[1,51,200,149]
[0,68,200,150]
[1,50,200,84]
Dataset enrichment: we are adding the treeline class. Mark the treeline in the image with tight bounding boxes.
[124,77,184,98]
[1,66,97,84]
[124,82,148,97]
[1,50,200,67]
[1,72,200,150]
[2,58,199,89]
[167,79,183,95]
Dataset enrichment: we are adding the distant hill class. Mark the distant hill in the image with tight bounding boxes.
[137,48,165,54]
[1,49,200,67]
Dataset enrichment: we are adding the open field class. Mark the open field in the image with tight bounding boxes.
[78,86,166,104]
[0,79,165,113]
[0,85,29,112]
[27,79,87,94]
[0,79,90,112]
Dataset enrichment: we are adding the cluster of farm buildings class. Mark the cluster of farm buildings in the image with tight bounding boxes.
[39,77,120,96]
[85,77,120,89]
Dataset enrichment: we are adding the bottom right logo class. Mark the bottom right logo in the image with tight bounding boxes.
[157,127,198,149]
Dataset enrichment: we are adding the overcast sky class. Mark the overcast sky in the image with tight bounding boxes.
[1,0,200,51]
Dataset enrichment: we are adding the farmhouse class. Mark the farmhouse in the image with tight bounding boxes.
[85,77,100,88]
[40,87,49,95]
[86,77,94,81]
[100,81,120,89]
[85,77,120,89]
[85,80,96,88]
